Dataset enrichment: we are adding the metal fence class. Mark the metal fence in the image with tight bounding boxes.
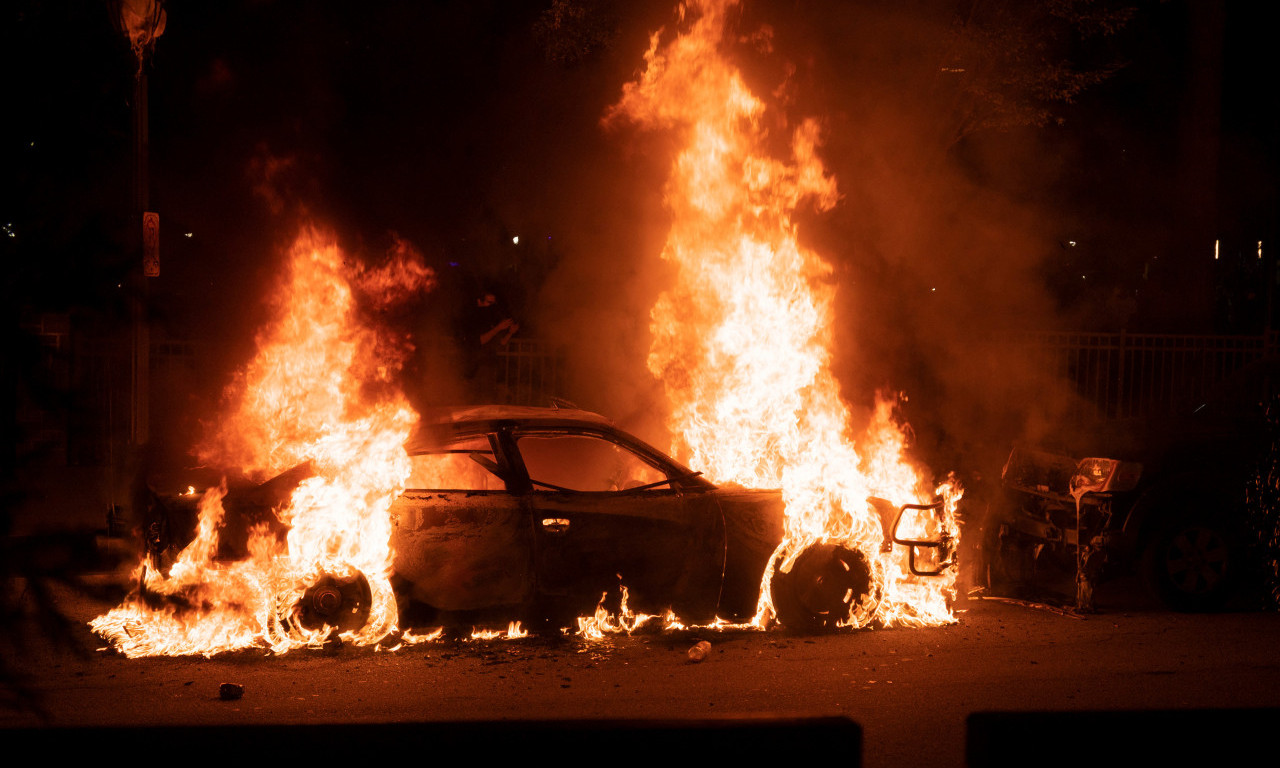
[495,338,566,406]
[414,335,567,407]
[995,331,1277,421]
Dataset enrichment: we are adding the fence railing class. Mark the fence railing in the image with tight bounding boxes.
[993,331,1277,421]
[52,328,1277,462]
[495,338,566,406]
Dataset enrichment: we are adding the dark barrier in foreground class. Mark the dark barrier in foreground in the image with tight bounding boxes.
[968,708,1280,767]
[4,717,861,764]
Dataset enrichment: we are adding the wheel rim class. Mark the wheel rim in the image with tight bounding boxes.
[296,571,373,632]
[771,544,874,630]
[795,547,871,619]
[1165,525,1230,595]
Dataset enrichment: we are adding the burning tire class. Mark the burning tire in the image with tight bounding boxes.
[770,543,874,633]
[294,571,374,633]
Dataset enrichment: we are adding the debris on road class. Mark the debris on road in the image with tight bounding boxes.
[973,595,1087,619]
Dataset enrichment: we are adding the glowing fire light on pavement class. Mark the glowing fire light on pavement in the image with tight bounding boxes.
[609,0,960,629]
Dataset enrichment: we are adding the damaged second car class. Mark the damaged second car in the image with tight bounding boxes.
[981,440,1253,612]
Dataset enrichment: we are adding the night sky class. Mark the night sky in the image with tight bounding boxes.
[4,0,1276,475]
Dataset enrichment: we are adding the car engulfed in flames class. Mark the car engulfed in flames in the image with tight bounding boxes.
[93,0,966,657]
[139,405,955,638]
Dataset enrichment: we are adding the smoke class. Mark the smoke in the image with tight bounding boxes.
[149,1,1099,472]
[528,1,1089,470]
[761,3,1092,470]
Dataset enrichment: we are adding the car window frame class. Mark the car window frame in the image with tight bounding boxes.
[507,426,685,496]
[404,431,513,492]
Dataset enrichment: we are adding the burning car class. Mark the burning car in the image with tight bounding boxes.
[141,404,953,636]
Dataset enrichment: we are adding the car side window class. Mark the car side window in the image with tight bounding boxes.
[407,436,505,491]
[516,433,669,492]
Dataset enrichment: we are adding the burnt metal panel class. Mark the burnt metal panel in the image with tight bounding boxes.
[391,491,532,611]
[714,489,785,620]
[670,492,728,623]
[529,490,705,616]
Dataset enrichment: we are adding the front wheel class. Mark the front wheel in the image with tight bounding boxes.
[1142,515,1237,612]
[770,543,874,633]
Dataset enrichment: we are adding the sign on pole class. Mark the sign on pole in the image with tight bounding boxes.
[143,211,160,277]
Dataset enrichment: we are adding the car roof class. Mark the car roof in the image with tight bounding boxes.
[406,404,615,452]
[436,404,613,427]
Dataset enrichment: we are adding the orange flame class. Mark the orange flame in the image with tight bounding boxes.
[611,0,959,628]
[574,586,663,639]
[469,622,529,641]
[92,227,431,656]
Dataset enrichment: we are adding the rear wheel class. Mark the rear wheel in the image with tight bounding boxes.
[294,571,374,633]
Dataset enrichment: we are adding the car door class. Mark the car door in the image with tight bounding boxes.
[512,428,724,621]
[391,432,533,612]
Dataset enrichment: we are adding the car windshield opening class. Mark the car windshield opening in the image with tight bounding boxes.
[516,433,669,493]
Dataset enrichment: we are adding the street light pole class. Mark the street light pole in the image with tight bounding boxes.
[131,67,150,447]
[114,0,165,521]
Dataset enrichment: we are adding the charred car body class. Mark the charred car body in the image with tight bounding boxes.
[984,419,1260,612]
[144,405,950,632]
[981,354,1280,612]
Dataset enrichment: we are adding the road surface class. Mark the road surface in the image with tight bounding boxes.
[4,574,1279,767]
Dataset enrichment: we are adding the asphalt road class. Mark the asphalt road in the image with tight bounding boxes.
[4,574,1280,767]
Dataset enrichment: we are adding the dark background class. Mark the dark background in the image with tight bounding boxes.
[3,0,1275,529]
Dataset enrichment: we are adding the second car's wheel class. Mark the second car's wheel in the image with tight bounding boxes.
[770,543,873,633]
[1142,514,1237,612]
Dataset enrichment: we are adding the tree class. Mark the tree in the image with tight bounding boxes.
[934,0,1136,147]
[533,0,621,65]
